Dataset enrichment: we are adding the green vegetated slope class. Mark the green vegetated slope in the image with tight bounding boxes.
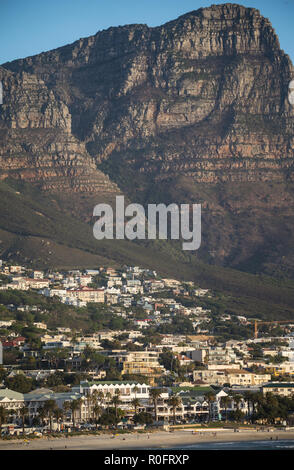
[0,179,294,321]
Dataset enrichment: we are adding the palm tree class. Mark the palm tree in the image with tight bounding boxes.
[131,398,141,416]
[204,392,216,423]
[220,396,231,422]
[96,391,105,408]
[62,400,71,422]
[230,393,245,423]
[232,394,243,411]
[85,390,93,423]
[149,388,163,423]
[105,392,112,411]
[168,394,182,425]
[243,391,254,422]
[53,408,64,431]
[93,404,102,429]
[19,406,29,435]
[70,398,82,429]
[43,399,58,432]
[251,392,266,423]
[0,406,8,437]
[232,393,243,419]
[111,392,121,421]
[37,405,47,429]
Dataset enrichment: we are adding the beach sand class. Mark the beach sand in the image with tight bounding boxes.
[0,429,294,450]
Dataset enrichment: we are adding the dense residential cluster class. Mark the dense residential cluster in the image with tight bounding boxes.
[1,261,294,435]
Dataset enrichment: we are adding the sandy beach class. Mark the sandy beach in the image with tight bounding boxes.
[0,429,294,450]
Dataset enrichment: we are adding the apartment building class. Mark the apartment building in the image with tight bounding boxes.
[265,363,294,376]
[122,351,164,385]
[25,278,50,289]
[193,368,271,386]
[187,346,237,365]
[69,287,105,303]
[262,382,294,397]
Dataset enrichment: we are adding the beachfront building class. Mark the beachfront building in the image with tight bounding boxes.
[210,390,249,421]
[74,380,152,401]
[72,381,168,420]
[22,388,95,428]
[146,396,210,423]
[0,389,25,420]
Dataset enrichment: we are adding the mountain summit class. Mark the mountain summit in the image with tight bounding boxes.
[0,3,294,277]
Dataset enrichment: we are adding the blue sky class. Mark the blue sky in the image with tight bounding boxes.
[1,0,294,64]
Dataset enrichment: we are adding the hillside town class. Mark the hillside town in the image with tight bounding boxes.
[1,261,294,436]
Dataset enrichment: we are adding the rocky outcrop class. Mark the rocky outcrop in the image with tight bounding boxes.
[1,3,294,275]
[0,66,119,194]
[3,3,294,186]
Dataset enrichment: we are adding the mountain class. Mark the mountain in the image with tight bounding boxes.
[0,3,294,293]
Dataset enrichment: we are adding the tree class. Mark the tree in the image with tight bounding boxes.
[93,405,103,429]
[53,408,64,430]
[133,411,153,426]
[230,409,245,423]
[94,390,105,408]
[204,392,216,422]
[159,351,180,373]
[84,391,93,423]
[43,399,58,432]
[43,349,61,369]
[80,347,106,372]
[232,393,243,413]
[105,392,112,410]
[45,371,66,388]
[69,398,82,429]
[243,391,254,422]
[0,406,8,437]
[100,339,122,350]
[37,405,47,428]
[5,374,34,393]
[251,392,286,425]
[0,367,8,383]
[220,396,231,422]
[105,368,122,381]
[19,405,29,435]
[111,390,122,426]
[99,408,124,428]
[270,354,287,364]
[149,388,163,423]
[131,398,141,416]
[251,392,265,417]
[168,394,182,425]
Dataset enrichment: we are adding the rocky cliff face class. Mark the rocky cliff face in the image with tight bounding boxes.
[1,3,294,276]
[0,66,118,194]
